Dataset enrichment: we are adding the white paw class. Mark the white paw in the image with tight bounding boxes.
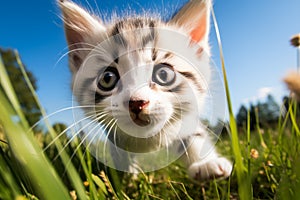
[188,157,232,181]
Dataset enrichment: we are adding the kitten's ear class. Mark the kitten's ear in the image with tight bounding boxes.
[169,0,211,43]
[58,0,106,72]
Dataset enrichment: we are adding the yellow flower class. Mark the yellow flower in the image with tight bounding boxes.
[70,190,77,200]
[267,160,274,167]
[83,181,89,187]
[250,148,259,159]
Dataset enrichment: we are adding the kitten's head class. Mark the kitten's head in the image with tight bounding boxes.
[59,0,212,141]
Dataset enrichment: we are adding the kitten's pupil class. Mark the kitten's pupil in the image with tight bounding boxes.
[153,63,176,86]
[97,67,119,91]
[158,70,167,81]
[103,72,114,83]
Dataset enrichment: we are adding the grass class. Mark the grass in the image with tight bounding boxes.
[212,9,251,200]
[1,30,300,200]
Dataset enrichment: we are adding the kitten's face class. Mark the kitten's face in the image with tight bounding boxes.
[60,0,212,143]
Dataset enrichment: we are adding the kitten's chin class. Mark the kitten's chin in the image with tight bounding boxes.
[132,117,150,126]
[116,117,167,139]
[129,112,151,127]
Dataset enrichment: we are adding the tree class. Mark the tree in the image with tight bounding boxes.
[256,95,280,126]
[264,94,280,123]
[0,48,42,129]
[236,94,280,130]
[236,105,248,127]
[249,104,258,130]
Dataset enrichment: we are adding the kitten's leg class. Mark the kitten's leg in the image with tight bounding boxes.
[182,133,232,181]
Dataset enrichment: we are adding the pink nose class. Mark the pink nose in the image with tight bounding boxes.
[129,100,149,115]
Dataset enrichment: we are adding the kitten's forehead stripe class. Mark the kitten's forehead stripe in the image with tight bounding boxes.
[152,48,158,61]
[110,18,158,49]
[163,52,173,59]
[110,21,128,47]
[110,18,157,35]
[112,32,128,47]
[142,33,155,47]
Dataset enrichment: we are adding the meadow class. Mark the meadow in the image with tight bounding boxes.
[1,34,300,200]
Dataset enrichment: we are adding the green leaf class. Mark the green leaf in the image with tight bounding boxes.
[92,174,108,195]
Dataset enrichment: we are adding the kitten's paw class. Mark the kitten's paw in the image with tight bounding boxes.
[188,157,232,181]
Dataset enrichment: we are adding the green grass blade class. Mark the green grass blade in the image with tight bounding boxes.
[213,179,220,200]
[73,141,100,199]
[247,110,251,178]
[288,102,300,136]
[0,55,29,130]
[14,50,88,200]
[0,148,21,199]
[0,90,71,200]
[254,108,267,148]
[211,8,252,200]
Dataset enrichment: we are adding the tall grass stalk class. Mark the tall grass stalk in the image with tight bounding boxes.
[14,51,88,199]
[0,147,21,199]
[0,57,29,130]
[247,110,251,178]
[254,107,267,148]
[0,56,71,199]
[211,8,252,200]
[288,101,300,136]
[73,140,103,199]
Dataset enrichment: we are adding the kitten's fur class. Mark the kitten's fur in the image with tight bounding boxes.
[59,0,232,181]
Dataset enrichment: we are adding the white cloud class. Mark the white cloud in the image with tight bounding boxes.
[257,87,274,99]
[242,87,274,105]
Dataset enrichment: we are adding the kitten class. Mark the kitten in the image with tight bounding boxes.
[59,0,232,181]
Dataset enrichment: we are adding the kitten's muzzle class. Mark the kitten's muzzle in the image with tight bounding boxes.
[128,100,151,126]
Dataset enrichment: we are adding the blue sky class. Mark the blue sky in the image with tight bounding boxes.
[1,0,299,125]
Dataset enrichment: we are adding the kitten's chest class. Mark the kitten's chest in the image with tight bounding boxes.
[108,129,163,153]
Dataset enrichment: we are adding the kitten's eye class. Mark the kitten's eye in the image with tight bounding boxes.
[152,63,176,86]
[97,67,119,91]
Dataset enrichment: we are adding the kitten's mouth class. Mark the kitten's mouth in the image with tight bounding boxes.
[130,112,151,126]
[127,99,151,126]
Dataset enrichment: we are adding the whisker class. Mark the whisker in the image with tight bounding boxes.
[43,113,98,151]
[60,113,109,175]
[177,136,189,160]
[55,47,95,67]
[43,110,109,151]
[29,105,106,132]
[92,118,117,166]
[101,119,117,164]
[55,40,112,67]
[51,112,109,161]
[163,129,169,163]
[172,105,190,113]
[67,42,100,50]
[162,117,191,161]
[112,123,119,156]
[158,129,162,149]
[82,117,116,166]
